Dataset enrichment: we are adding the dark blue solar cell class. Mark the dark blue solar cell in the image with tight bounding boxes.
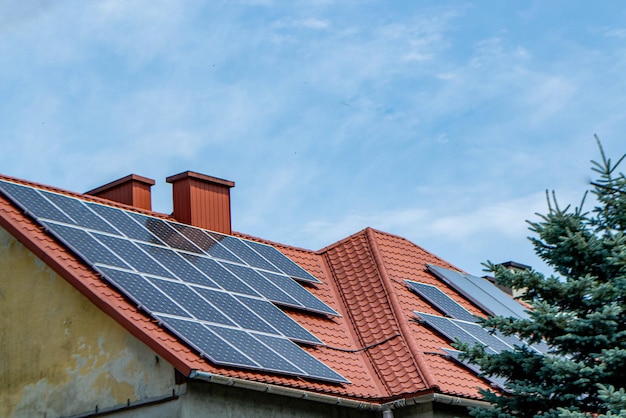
[130,213,202,253]
[93,233,171,277]
[208,326,303,375]
[42,222,131,269]
[237,295,321,344]
[253,334,349,383]
[149,278,235,326]
[159,317,258,368]
[259,271,337,316]
[223,263,300,307]
[243,240,320,283]
[96,266,189,317]
[0,181,74,224]
[87,203,165,245]
[168,222,242,262]
[40,191,118,234]
[137,244,219,289]
[182,254,258,296]
[208,233,279,272]
[406,280,477,322]
[193,287,276,334]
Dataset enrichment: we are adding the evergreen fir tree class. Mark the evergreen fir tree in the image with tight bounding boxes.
[461,138,626,417]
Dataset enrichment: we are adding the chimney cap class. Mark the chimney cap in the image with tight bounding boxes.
[86,174,155,195]
[499,261,531,271]
[166,171,234,188]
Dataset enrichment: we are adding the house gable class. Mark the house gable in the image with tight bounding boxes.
[0,226,180,417]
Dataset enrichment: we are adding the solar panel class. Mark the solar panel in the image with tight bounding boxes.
[441,348,508,390]
[168,222,244,263]
[0,181,74,224]
[405,280,476,322]
[208,232,280,273]
[260,271,337,316]
[242,239,321,283]
[0,179,347,383]
[460,272,529,319]
[236,295,323,344]
[416,312,498,355]
[427,265,528,319]
[221,262,302,307]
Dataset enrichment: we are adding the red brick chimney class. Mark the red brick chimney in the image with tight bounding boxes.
[86,174,155,211]
[166,171,235,234]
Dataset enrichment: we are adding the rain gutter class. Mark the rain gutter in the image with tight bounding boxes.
[188,371,490,412]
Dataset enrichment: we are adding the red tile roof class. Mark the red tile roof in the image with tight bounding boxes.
[0,174,496,404]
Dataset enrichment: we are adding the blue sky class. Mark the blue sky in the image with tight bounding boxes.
[1,1,625,276]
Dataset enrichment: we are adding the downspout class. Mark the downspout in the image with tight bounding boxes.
[188,371,491,413]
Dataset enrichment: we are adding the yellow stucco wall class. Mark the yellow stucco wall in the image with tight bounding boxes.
[0,226,179,417]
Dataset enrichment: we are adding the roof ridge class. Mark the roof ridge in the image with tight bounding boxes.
[364,228,439,391]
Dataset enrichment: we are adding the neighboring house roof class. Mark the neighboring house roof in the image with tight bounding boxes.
[0,172,507,407]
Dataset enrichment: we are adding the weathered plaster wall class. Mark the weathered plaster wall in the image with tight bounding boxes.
[0,227,179,418]
[181,381,379,418]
